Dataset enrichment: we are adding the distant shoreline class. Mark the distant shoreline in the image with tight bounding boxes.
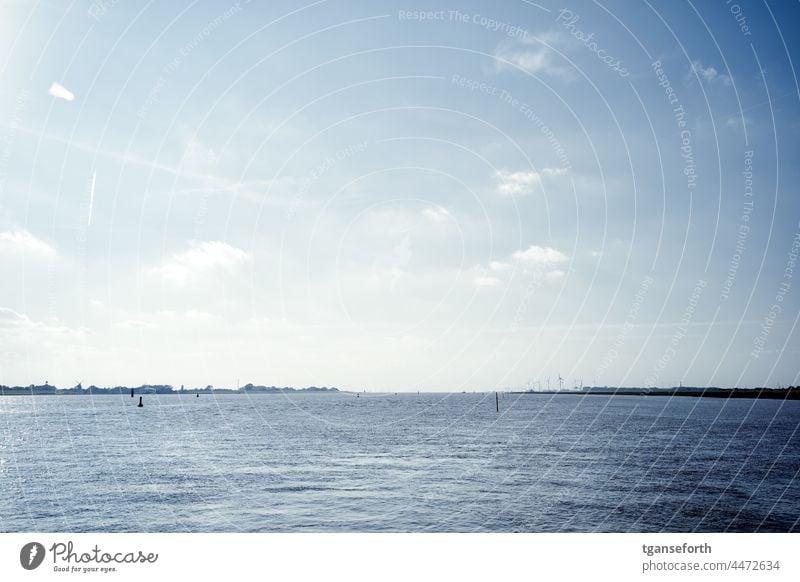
[2,386,799,400]
[511,387,800,400]
[0,385,340,396]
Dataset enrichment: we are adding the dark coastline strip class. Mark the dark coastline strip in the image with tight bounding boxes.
[512,387,800,400]
[0,385,340,396]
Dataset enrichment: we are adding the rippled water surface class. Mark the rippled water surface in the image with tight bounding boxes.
[1,392,798,532]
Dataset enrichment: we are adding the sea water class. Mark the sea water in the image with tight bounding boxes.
[1,392,798,532]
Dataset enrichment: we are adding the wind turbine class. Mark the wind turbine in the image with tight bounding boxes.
[557,374,564,391]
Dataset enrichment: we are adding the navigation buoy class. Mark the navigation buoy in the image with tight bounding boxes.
[130,388,134,398]
[137,396,143,408]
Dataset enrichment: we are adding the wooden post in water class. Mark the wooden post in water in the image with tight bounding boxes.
[495,392,499,412]
[137,396,143,408]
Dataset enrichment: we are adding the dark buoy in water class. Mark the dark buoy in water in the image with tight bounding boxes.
[196,393,199,398]
[130,388,134,398]
[137,396,143,408]
[495,392,499,412]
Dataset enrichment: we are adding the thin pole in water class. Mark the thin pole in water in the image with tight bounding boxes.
[496,392,499,412]
[137,396,143,408]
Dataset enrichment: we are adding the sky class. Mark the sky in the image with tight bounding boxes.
[0,0,799,391]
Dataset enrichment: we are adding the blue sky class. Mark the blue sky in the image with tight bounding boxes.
[0,0,798,390]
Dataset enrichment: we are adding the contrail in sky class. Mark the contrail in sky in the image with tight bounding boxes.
[88,171,96,226]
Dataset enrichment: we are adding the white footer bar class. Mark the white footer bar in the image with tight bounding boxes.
[1,533,796,581]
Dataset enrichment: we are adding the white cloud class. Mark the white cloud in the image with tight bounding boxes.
[489,260,512,272]
[422,207,452,223]
[474,275,501,287]
[725,115,750,128]
[115,319,154,330]
[149,240,250,285]
[0,230,57,257]
[475,246,568,287]
[494,31,575,80]
[116,309,222,330]
[503,48,550,73]
[495,168,565,196]
[496,170,540,195]
[511,245,569,283]
[184,309,219,322]
[494,34,573,79]
[0,307,88,338]
[48,81,75,101]
[0,307,28,326]
[689,60,731,86]
[541,167,568,177]
[512,245,569,266]
[181,138,218,170]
